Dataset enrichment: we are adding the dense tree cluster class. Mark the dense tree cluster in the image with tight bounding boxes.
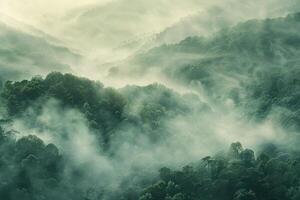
[0,125,119,200]
[1,72,127,147]
[0,127,66,200]
[2,72,125,122]
[3,121,300,200]
[138,142,300,200]
[245,66,300,130]
[0,12,300,200]
[1,72,201,148]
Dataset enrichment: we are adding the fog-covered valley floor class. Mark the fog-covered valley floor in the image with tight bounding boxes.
[1,1,300,200]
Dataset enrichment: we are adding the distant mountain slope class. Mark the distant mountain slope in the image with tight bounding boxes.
[0,21,80,81]
[110,12,300,129]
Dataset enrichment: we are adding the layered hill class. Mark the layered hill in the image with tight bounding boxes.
[0,20,80,81]
[110,12,300,129]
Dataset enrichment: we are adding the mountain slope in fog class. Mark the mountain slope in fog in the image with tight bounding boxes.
[110,12,300,130]
[0,4,300,200]
[111,12,300,82]
[1,72,299,200]
[0,72,211,200]
[1,72,206,148]
[0,21,80,81]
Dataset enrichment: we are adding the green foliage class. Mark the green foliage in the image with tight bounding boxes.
[0,129,68,200]
[1,72,127,147]
[138,142,300,200]
[2,12,300,200]
[245,66,300,129]
[140,103,166,128]
[233,189,257,200]
[115,12,300,131]
[1,72,201,148]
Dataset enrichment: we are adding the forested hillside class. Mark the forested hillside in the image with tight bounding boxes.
[110,12,300,130]
[1,126,300,200]
[0,69,299,199]
[139,142,300,200]
[0,6,300,200]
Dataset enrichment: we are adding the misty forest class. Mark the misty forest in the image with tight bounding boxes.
[1,0,300,200]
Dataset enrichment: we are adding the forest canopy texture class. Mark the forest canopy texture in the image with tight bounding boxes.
[0,7,300,200]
